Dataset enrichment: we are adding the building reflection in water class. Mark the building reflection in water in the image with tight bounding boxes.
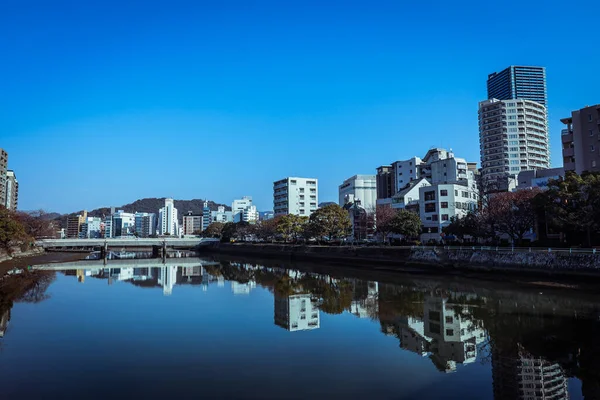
[20,258,597,399]
[274,293,320,332]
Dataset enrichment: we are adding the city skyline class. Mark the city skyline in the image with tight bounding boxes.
[2,1,599,213]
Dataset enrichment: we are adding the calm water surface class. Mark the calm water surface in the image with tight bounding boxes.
[1,256,598,399]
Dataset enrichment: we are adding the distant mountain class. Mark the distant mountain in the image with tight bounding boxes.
[53,198,230,228]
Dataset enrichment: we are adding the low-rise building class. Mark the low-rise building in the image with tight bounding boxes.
[211,206,233,224]
[339,175,377,211]
[80,217,102,238]
[517,167,564,190]
[274,293,320,332]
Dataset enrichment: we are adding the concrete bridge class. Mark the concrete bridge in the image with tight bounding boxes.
[31,257,221,271]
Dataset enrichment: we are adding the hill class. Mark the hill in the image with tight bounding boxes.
[53,198,230,228]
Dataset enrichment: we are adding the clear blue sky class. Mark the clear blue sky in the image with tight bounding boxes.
[1,0,598,213]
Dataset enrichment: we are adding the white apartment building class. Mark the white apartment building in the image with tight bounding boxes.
[231,196,258,223]
[419,182,479,242]
[158,265,177,296]
[338,175,377,211]
[158,198,179,236]
[273,177,318,217]
[112,210,136,237]
[82,217,102,238]
[274,293,320,332]
[211,206,233,223]
[479,98,549,185]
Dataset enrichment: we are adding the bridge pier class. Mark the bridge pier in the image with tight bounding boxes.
[162,241,167,262]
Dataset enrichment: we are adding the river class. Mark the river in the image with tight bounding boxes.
[0,254,598,399]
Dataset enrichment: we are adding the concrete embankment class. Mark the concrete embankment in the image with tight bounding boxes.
[206,243,600,278]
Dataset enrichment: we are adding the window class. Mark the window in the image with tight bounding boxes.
[299,188,304,193]
[593,161,597,168]
[425,203,436,213]
[441,202,448,208]
[455,190,458,196]
[592,145,596,152]
[462,191,468,197]
[424,191,436,201]
[442,214,449,221]
[446,329,454,336]
[591,130,595,136]
[440,190,448,196]
[290,180,297,185]
[445,316,453,323]
[409,169,413,174]
[589,114,593,122]
[431,214,438,221]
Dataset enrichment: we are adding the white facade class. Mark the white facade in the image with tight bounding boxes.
[392,157,423,192]
[158,265,177,296]
[274,293,320,331]
[231,281,257,295]
[4,170,18,210]
[211,206,233,223]
[104,216,112,238]
[391,178,431,210]
[338,175,377,212]
[479,98,549,184]
[85,217,102,238]
[419,182,479,242]
[111,210,136,237]
[273,177,318,217]
[232,196,258,223]
[158,198,179,236]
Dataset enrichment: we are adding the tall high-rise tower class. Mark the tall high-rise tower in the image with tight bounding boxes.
[487,66,547,106]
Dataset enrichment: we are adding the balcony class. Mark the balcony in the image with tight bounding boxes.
[561,133,573,143]
[563,147,574,157]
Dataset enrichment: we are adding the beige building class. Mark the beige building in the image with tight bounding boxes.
[66,211,87,238]
[561,104,600,174]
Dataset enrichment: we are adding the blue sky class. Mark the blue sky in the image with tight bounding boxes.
[1,0,599,213]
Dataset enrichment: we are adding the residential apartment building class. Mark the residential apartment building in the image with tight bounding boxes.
[111,210,136,237]
[158,198,179,236]
[274,293,320,332]
[4,170,18,210]
[182,212,202,235]
[338,175,377,211]
[419,183,479,241]
[66,211,87,238]
[79,217,102,239]
[478,98,549,186]
[273,177,318,217]
[210,206,233,224]
[487,66,547,106]
[561,104,600,174]
[0,148,7,205]
[135,212,156,237]
[231,196,258,223]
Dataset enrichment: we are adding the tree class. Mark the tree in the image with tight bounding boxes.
[221,222,237,242]
[543,172,600,247]
[307,204,352,241]
[390,209,422,238]
[203,222,225,238]
[255,217,278,241]
[276,214,308,242]
[15,210,57,239]
[444,212,485,242]
[375,206,398,243]
[0,207,31,254]
[487,189,541,245]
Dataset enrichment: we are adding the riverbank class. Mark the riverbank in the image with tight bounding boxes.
[0,252,86,276]
[205,243,600,280]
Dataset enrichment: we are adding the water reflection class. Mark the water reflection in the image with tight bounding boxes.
[4,257,600,398]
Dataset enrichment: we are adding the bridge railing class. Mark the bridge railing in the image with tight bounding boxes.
[411,245,599,255]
